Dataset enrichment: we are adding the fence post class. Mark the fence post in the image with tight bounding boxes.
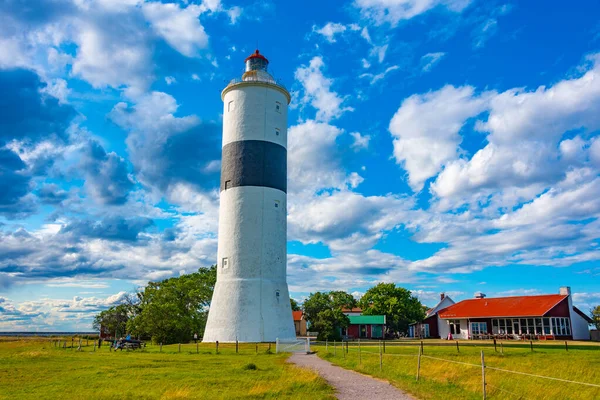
[334,340,336,356]
[481,350,487,400]
[420,340,424,355]
[71,337,74,350]
[93,340,96,352]
[456,340,459,353]
[565,341,568,352]
[63,341,66,349]
[416,347,421,381]
[501,342,503,354]
[343,341,346,359]
[358,339,361,365]
[178,343,181,353]
[383,340,386,353]
[160,343,162,353]
[326,339,328,352]
[275,338,279,354]
[346,340,349,354]
[379,341,383,371]
[256,343,258,355]
[86,338,89,347]
[197,342,199,354]
[216,341,219,354]
[236,339,239,354]
[268,343,271,353]
[530,340,533,352]
[493,338,497,352]
[78,338,82,351]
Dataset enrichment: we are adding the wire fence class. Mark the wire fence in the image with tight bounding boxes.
[310,339,600,400]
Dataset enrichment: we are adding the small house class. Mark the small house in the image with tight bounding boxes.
[293,310,307,337]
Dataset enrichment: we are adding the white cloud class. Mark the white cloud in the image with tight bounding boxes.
[390,85,492,191]
[142,2,209,57]
[350,132,371,150]
[313,22,347,42]
[370,44,388,63]
[165,76,177,85]
[359,65,399,84]
[421,52,446,72]
[295,56,354,122]
[354,0,472,26]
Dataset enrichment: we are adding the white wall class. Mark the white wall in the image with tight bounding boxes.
[571,310,591,340]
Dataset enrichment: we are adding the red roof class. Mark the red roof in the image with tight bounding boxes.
[245,49,268,63]
[341,307,363,313]
[438,294,567,319]
[292,311,303,321]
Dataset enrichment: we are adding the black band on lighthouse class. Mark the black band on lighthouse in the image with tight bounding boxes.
[220,140,287,193]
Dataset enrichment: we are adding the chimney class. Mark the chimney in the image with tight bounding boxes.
[474,292,486,299]
[559,286,571,296]
[440,293,445,301]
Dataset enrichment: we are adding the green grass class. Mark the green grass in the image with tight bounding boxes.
[0,338,334,400]
[315,339,600,400]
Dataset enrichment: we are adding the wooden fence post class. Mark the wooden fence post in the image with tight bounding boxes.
[78,338,82,351]
[565,341,568,352]
[236,340,239,354]
[93,340,96,352]
[326,339,328,352]
[383,340,386,353]
[346,340,349,354]
[420,340,424,355]
[343,341,346,359]
[501,342,503,354]
[358,339,361,365]
[530,340,533,352]
[71,337,74,350]
[334,340,336,356]
[255,343,258,354]
[456,340,459,353]
[86,338,89,347]
[493,338,497,352]
[481,350,486,400]
[160,343,162,353]
[197,342,199,354]
[416,347,421,381]
[379,341,383,371]
[178,343,181,353]
[216,341,219,354]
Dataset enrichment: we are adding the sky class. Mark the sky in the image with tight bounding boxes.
[1,0,600,332]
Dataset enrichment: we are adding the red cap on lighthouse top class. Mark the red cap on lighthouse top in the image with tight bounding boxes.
[245,49,269,63]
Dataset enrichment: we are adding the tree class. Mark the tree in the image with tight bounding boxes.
[290,298,300,311]
[303,291,356,341]
[592,305,600,330]
[93,304,131,338]
[358,283,426,335]
[127,266,217,344]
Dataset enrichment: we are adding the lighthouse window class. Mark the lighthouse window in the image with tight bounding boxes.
[275,128,280,136]
[224,180,231,190]
[274,200,280,208]
[221,257,229,269]
[228,101,234,112]
[275,102,281,113]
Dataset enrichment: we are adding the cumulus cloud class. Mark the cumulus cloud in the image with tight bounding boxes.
[80,140,134,205]
[313,22,360,42]
[142,2,209,57]
[109,91,221,193]
[350,132,371,151]
[60,216,154,242]
[390,85,492,191]
[294,56,354,122]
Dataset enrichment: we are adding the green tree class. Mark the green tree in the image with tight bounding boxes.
[358,283,426,335]
[303,291,356,341]
[127,266,217,344]
[290,298,300,311]
[591,305,600,330]
[93,304,131,339]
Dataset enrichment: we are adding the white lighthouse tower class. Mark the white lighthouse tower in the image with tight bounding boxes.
[203,50,296,342]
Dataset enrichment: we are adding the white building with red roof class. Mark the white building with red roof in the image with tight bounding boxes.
[412,287,592,341]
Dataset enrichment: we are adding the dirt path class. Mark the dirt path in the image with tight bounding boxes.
[288,353,414,400]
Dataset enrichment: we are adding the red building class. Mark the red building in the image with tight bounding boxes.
[341,314,386,339]
[412,287,592,341]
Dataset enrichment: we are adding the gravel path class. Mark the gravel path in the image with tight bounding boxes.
[288,353,414,400]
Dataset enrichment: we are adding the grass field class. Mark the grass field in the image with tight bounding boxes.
[314,339,600,400]
[0,338,334,400]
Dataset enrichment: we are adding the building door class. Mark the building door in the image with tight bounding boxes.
[372,325,382,338]
[360,325,367,338]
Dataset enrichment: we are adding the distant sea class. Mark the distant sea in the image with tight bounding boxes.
[0,332,97,336]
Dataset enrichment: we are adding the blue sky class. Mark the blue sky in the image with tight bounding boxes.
[1,0,600,331]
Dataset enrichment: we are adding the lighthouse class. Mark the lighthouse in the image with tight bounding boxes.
[203,50,296,342]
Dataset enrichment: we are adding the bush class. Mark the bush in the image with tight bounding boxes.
[242,363,257,370]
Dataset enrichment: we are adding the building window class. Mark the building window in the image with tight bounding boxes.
[228,101,234,112]
[274,200,280,208]
[470,322,487,336]
[221,257,229,269]
[275,102,281,113]
[341,327,348,337]
[449,319,461,335]
[275,128,280,136]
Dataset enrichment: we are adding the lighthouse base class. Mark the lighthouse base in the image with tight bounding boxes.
[203,277,296,343]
